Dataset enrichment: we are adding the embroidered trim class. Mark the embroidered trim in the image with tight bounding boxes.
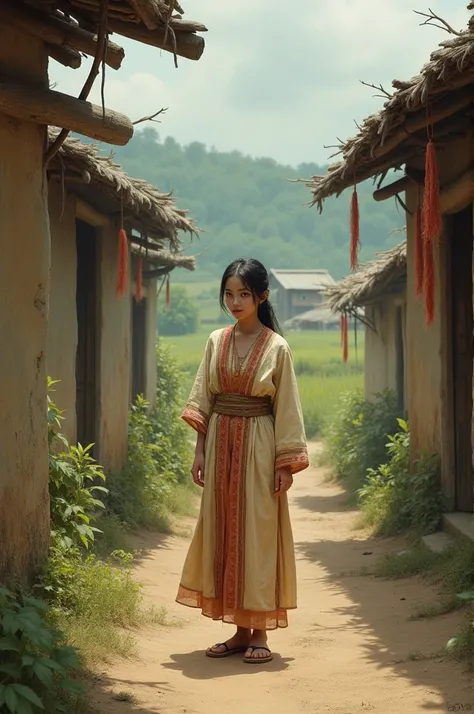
[181,405,208,434]
[214,414,230,600]
[225,416,249,610]
[217,327,233,393]
[275,448,309,475]
[240,328,273,396]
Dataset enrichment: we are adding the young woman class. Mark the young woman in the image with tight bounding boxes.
[176,258,308,664]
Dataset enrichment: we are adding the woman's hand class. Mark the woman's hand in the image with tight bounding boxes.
[192,450,205,488]
[274,466,293,495]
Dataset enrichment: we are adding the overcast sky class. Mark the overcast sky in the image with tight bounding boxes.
[50,0,470,167]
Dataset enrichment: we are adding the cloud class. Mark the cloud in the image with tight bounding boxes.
[49,0,471,166]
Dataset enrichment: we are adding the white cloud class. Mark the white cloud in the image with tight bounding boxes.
[49,0,471,165]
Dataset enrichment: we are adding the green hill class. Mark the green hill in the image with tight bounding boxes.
[114,128,404,282]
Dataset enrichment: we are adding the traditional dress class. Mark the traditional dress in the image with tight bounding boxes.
[176,325,308,630]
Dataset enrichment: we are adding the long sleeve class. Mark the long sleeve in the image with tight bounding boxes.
[272,342,309,475]
[181,337,215,434]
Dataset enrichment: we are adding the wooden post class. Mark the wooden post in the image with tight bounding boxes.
[0,26,50,582]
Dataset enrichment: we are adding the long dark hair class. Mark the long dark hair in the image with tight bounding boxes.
[219,258,282,334]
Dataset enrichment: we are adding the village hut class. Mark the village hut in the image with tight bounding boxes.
[302,5,474,524]
[0,1,206,581]
[327,242,407,409]
[47,130,196,475]
[269,268,336,323]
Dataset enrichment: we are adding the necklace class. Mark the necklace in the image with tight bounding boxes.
[231,325,264,377]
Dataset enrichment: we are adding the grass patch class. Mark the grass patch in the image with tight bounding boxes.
[374,547,443,579]
[409,597,463,621]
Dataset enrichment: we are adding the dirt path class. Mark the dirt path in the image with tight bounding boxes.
[92,444,472,714]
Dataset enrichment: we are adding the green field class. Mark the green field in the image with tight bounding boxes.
[162,327,364,438]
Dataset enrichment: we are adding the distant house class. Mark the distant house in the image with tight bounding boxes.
[327,242,407,410]
[283,305,340,331]
[269,269,336,323]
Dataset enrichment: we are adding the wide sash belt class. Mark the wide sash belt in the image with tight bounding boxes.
[213,393,273,418]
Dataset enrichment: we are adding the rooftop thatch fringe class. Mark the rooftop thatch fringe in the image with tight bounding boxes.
[49,128,197,250]
[304,9,474,209]
[130,243,196,271]
[327,241,407,313]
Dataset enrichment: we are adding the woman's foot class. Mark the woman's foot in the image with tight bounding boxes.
[206,628,251,658]
[243,631,272,663]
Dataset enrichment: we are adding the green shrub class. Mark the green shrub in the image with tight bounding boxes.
[107,342,194,528]
[107,395,177,528]
[357,419,444,535]
[324,389,403,495]
[48,380,107,550]
[0,586,83,714]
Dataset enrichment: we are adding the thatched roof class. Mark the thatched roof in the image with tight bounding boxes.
[48,129,197,271]
[7,1,207,71]
[304,8,474,210]
[327,241,407,314]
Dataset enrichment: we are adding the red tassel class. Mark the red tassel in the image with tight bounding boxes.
[135,256,143,302]
[422,138,440,325]
[415,206,424,297]
[116,228,128,298]
[350,186,360,270]
[422,138,442,244]
[341,314,349,363]
[424,234,435,326]
[165,275,171,309]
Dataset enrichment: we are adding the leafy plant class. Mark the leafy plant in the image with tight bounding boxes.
[357,419,444,535]
[48,380,107,549]
[0,587,82,714]
[107,342,193,528]
[324,389,403,495]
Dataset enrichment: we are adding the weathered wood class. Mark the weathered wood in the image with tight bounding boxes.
[76,198,111,227]
[373,176,413,202]
[0,24,50,584]
[0,75,134,145]
[128,0,161,29]
[372,88,474,161]
[48,168,91,183]
[0,0,124,70]
[47,43,82,69]
[108,18,205,61]
[441,166,474,215]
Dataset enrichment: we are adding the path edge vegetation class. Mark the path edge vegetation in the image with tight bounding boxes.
[0,342,197,714]
[323,388,474,666]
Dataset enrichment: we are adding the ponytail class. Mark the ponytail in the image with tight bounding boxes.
[258,299,282,335]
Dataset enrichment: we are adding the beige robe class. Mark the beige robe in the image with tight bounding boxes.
[176,326,308,630]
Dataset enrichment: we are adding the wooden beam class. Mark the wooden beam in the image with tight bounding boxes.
[76,198,111,227]
[441,166,474,215]
[0,0,124,70]
[372,87,474,161]
[108,18,205,61]
[47,43,82,69]
[127,0,161,29]
[0,75,134,145]
[48,168,92,183]
[373,176,413,202]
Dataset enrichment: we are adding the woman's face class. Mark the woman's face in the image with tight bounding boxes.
[224,275,258,322]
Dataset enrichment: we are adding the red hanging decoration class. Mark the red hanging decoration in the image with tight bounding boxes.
[116,228,128,298]
[422,133,441,326]
[341,314,349,363]
[424,234,435,326]
[414,205,424,298]
[165,274,171,309]
[350,184,360,271]
[422,138,442,245]
[134,256,143,302]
